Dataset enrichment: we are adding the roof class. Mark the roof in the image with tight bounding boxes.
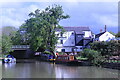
[56,27,90,34]
[95,32,106,38]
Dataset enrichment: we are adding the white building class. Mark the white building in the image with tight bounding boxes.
[55,27,93,53]
[94,31,115,41]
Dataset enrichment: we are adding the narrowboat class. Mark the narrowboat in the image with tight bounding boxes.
[55,55,80,65]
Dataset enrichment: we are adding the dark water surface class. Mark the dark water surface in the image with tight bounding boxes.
[2,60,119,78]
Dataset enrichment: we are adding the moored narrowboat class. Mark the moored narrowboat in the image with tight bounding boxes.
[55,55,80,65]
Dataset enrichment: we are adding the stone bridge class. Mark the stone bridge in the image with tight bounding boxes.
[12,45,30,50]
[11,45,34,59]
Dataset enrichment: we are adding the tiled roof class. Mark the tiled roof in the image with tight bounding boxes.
[95,32,106,38]
[57,27,90,34]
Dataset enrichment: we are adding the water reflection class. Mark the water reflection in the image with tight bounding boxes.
[4,63,16,68]
[2,60,119,78]
[0,61,2,79]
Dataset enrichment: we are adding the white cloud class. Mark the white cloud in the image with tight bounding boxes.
[0,2,118,29]
[1,16,24,27]
[27,5,40,13]
[92,14,118,27]
[1,3,46,27]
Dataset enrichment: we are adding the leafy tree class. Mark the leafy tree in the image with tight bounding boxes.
[11,29,30,45]
[1,34,12,54]
[109,31,116,36]
[0,26,17,54]
[19,5,70,54]
[2,26,18,37]
[115,32,120,37]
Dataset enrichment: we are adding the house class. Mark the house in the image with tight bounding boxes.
[94,25,115,41]
[55,27,94,54]
[94,31,115,41]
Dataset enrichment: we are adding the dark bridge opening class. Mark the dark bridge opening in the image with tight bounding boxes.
[10,49,34,59]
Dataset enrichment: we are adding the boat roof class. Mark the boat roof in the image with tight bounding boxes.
[57,55,75,57]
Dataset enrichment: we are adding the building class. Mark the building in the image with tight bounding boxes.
[55,27,94,53]
[94,25,115,42]
[94,31,115,41]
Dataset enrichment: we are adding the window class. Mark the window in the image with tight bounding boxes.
[60,40,63,44]
[61,49,65,52]
[60,33,63,37]
[57,34,59,36]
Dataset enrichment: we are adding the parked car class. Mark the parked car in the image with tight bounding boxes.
[3,55,16,63]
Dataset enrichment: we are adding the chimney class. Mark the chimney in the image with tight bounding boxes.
[100,29,103,33]
[105,25,107,32]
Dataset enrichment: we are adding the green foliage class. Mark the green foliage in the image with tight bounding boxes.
[81,49,104,66]
[90,40,119,56]
[43,51,52,55]
[0,26,18,54]
[17,4,70,54]
[1,34,13,54]
[89,40,120,66]
[115,32,120,37]
[109,31,116,36]
[76,56,88,60]
[81,49,101,61]
[2,26,18,37]
[58,52,64,55]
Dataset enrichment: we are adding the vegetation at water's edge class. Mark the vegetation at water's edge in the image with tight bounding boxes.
[78,40,120,66]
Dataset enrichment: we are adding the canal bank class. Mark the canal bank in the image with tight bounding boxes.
[2,59,119,79]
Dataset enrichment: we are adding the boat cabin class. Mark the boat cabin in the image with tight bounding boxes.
[56,55,76,62]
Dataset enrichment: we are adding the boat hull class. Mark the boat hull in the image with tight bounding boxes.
[55,60,81,66]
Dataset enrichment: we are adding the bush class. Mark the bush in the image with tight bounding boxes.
[58,52,64,55]
[81,49,104,66]
[76,56,88,60]
[90,40,120,56]
[81,49,100,60]
[43,51,52,55]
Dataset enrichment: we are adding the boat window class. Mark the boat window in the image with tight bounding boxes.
[69,56,74,60]
[64,57,68,60]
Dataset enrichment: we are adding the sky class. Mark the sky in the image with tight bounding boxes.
[0,0,119,34]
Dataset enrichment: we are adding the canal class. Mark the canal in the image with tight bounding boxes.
[1,60,119,79]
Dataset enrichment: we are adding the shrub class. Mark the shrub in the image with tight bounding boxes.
[76,56,88,60]
[58,52,64,55]
[90,40,120,56]
[43,51,52,55]
[81,49,100,60]
[81,49,104,66]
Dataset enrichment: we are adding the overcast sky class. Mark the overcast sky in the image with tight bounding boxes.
[0,0,119,34]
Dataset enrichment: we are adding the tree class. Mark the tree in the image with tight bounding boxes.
[2,26,18,37]
[109,31,116,36]
[11,29,30,45]
[115,32,120,37]
[0,26,17,54]
[19,5,70,54]
[1,34,12,54]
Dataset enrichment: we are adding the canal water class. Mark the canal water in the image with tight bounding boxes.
[1,60,119,78]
